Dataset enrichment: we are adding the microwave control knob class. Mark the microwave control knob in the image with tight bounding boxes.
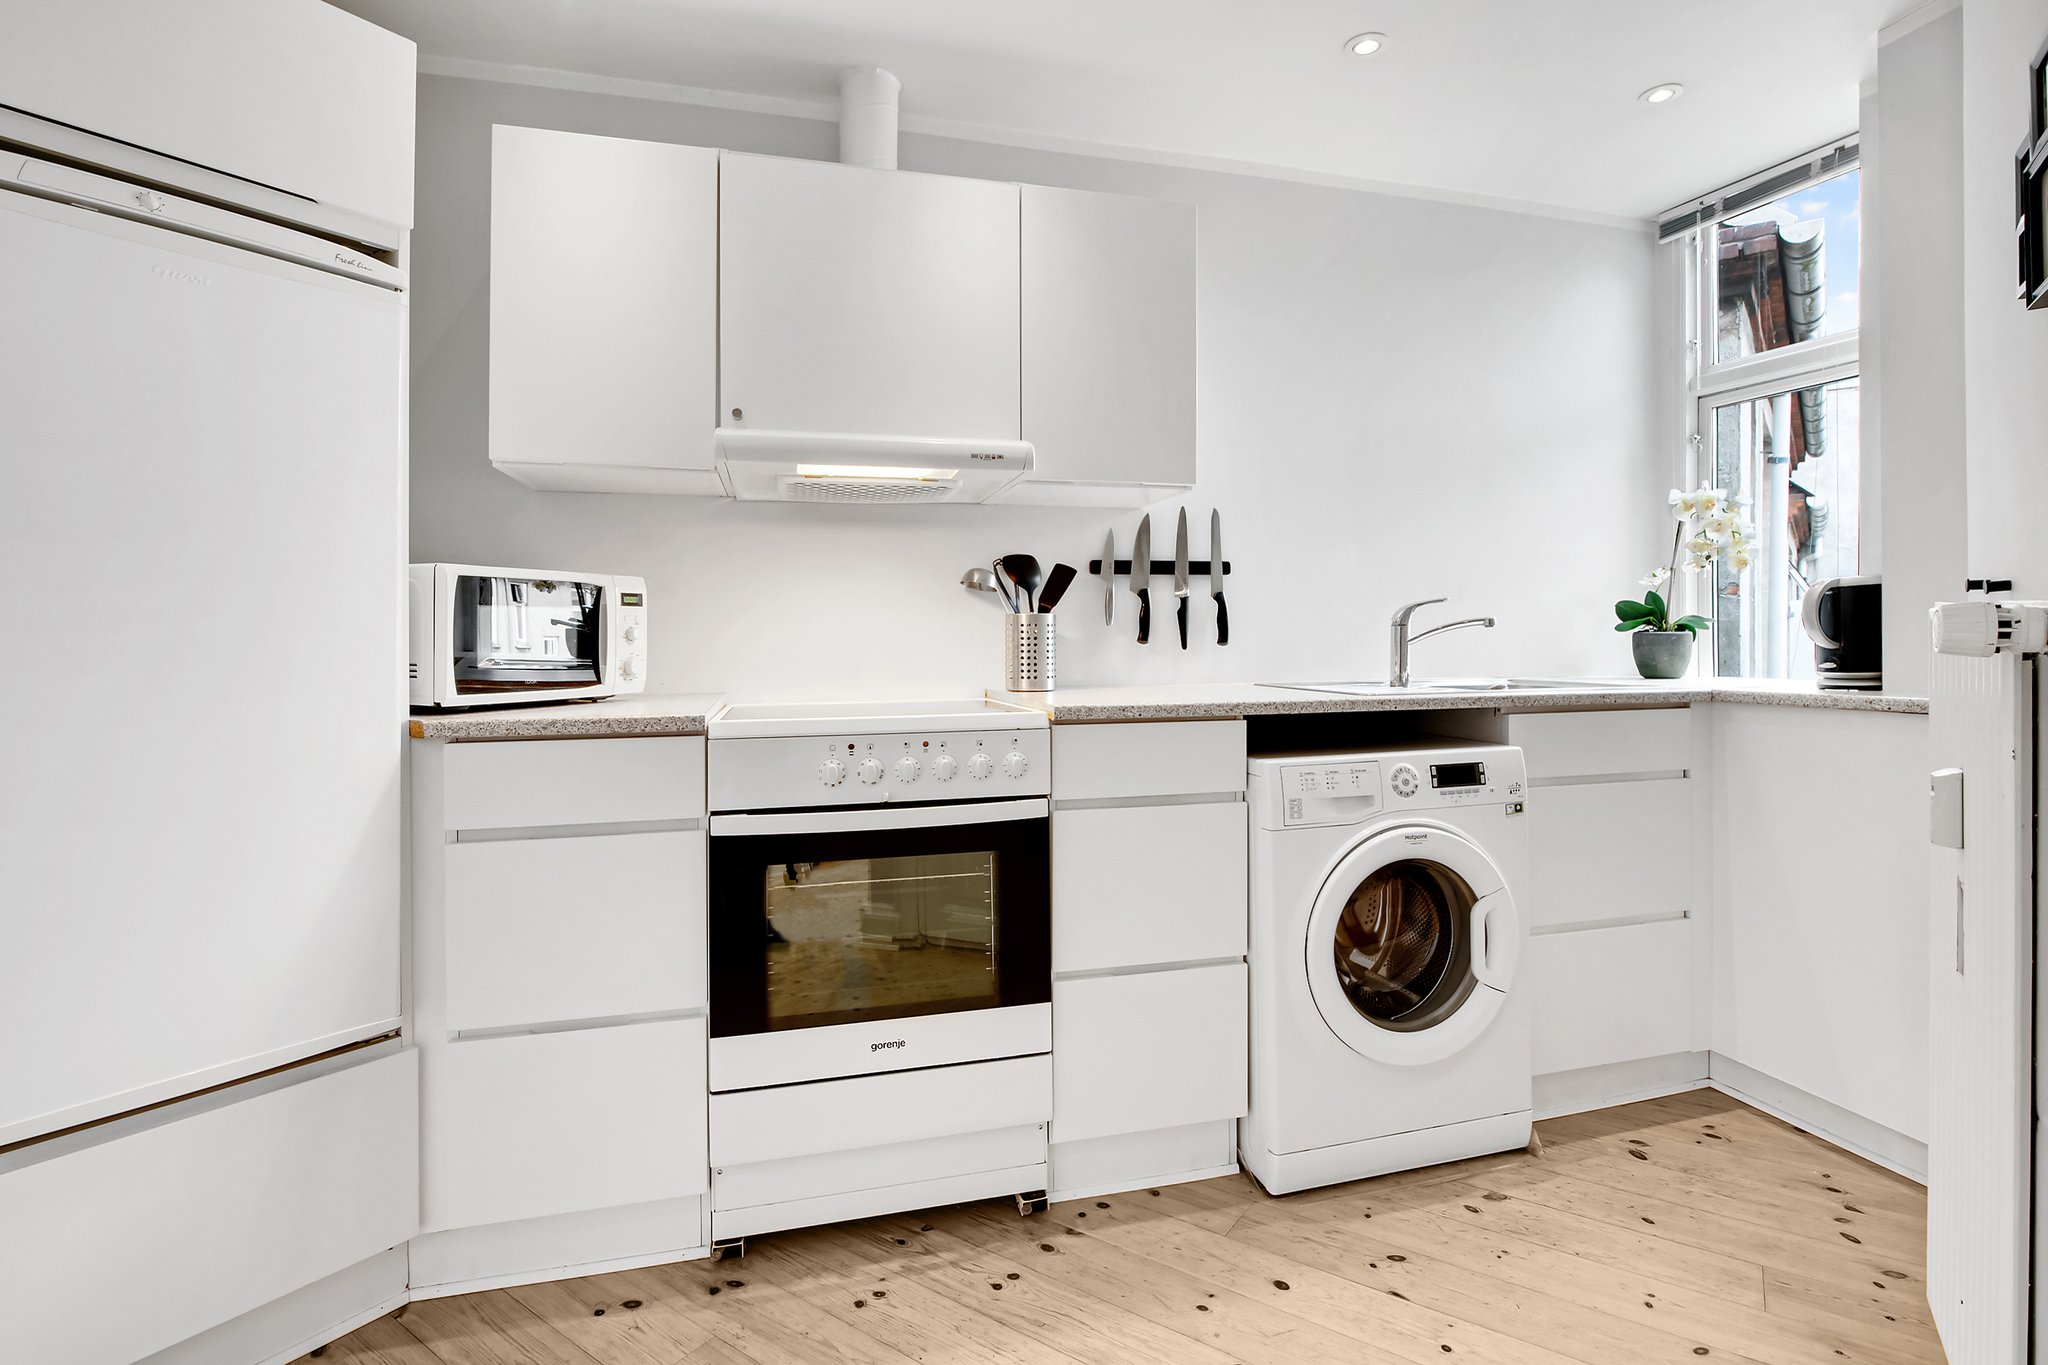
[858,756,885,785]
[619,656,641,681]
[895,755,921,783]
[623,622,641,642]
[817,758,846,787]
[966,752,994,781]
[932,753,959,782]
[1002,750,1029,779]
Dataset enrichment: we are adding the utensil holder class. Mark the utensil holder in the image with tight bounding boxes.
[1004,613,1056,692]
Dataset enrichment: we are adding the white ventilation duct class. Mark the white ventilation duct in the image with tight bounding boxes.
[838,66,900,170]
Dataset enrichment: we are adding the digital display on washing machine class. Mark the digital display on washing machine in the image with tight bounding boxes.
[1430,762,1486,789]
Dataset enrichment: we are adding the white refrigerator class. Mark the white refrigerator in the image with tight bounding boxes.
[0,163,406,1147]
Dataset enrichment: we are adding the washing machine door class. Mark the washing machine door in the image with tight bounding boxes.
[1303,822,1520,1067]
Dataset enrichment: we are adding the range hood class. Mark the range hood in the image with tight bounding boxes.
[709,67,1034,506]
[714,428,1035,504]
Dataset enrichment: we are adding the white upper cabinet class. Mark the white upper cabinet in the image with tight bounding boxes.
[718,152,1021,440]
[1007,184,1198,504]
[0,0,415,234]
[490,126,721,494]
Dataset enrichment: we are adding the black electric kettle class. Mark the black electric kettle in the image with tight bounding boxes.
[1800,575,1881,690]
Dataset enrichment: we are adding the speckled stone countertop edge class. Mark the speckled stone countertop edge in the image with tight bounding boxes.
[407,694,723,741]
[991,684,1928,723]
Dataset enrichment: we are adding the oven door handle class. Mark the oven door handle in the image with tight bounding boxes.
[709,797,1049,837]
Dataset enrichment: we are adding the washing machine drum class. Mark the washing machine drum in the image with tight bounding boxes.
[1305,824,1520,1067]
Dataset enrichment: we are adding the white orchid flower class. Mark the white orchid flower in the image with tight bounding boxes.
[1684,552,1714,573]
[1640,566,1671,589]
[1686,532,1720,560]
[1703,509,1741,541]
[1668,488,1690,520]
[1726,544,1756,572]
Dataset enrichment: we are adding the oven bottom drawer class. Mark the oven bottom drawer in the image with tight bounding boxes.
[709,1002,1050,1092]
[710,1054,1051,1168]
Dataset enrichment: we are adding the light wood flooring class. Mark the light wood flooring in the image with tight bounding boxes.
[304,1089,1945,1365]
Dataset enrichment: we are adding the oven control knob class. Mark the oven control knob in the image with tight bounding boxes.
[623,622,641,642]
[620,656,641,681]
[932,753,959,782]
[966,751,994,780]
[1002,750,1029,779]
[895,755,921,783]
[858,756,885,785]
[817,758,846,787]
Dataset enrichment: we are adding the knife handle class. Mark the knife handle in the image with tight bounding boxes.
[1215,593,1230,646]
[1176,597,1189,650]
[1136,589,1150,644]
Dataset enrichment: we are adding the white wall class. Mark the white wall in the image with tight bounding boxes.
[1870,7,1969,698]
[1710,706,1930,1143]
[1962,0,2048,590]
[408,74,1662,701]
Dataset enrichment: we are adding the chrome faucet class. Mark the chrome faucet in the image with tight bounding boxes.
[1390,598,1496,687]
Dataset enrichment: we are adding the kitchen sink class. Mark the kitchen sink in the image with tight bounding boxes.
[1267,677,1680,696]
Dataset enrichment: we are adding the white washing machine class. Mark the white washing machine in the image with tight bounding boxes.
[1244,740,1533,1194]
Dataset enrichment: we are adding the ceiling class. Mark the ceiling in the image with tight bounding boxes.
[333,0,1925,223]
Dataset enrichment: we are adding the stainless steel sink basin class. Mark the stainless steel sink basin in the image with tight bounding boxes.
[1265,677,1678,697]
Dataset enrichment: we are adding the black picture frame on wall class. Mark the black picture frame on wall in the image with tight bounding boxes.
[2034,30,2048,153]
[2022,33,2048,309]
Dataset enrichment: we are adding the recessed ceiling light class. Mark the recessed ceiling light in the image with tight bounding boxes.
[1344,32,1387,56]
[1640,83,1685,105]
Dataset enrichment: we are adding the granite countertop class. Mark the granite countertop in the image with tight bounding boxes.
[990,679,1929,723]
[408,692,726,741]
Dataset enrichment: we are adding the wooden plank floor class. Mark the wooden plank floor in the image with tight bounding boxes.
[304,1090,1945,1365]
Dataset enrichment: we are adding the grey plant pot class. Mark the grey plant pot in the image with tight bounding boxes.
[1632,630,1694,679]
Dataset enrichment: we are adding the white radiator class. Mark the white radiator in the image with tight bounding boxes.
[1927,615,2037,1364]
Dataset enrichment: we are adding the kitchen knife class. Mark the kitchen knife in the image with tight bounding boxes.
[1172,507,1191,650]
[1131,515,1152,644]
[1211,508,1229,646]
[1037,562,1078,613]
[1099,531,1116,626]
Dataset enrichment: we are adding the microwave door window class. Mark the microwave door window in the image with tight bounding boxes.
[452,575,604,694]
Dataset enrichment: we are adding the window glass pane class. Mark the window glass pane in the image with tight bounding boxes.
[1713,168,1860,360]
[761,853,998,1030]
[1707,377,1861,678]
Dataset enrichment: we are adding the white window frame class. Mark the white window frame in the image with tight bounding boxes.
[1672,152,1861,677]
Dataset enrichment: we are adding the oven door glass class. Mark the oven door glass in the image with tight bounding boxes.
[708,810,1050,1037]
[451,573,603,694]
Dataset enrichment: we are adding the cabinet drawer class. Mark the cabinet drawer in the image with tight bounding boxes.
[445,830,706,1032]
[0,1050,416,1365]
[1527,919,1695,1076]
[1525,780,1691,932]
[1053,721,1246,801]
[1052,962,1247,1145]
[1508,708,1692,782]
[711,1055,1050,1168]
[442,736,705,830]
[1053,802,1246,973]
[421,1018,707,1233]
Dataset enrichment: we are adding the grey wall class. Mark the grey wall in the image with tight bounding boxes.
[408,73,1661,701]
[1963,0,2048,592]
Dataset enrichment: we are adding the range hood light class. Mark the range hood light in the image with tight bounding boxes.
[796,463,959,482]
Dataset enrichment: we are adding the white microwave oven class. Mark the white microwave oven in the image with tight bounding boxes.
[408,563,647,710]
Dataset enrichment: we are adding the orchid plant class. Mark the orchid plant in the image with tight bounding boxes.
[1615,486,1759,636]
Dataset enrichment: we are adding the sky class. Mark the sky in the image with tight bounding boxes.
[1726,166,1862,335]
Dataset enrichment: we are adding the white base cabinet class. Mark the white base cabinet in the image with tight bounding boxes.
[1047,721,1249,1179]
[0,1048,417,1365]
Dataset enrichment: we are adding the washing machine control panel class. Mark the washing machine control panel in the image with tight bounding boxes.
[1280,761,1381,826]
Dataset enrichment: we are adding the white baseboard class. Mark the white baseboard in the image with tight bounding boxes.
[408,1195,710,1299]
[137,1249,407,1365]
[1049,1119,1239,1202]
[1707,1053,1927,1184]
[1534,1052,1711,1119]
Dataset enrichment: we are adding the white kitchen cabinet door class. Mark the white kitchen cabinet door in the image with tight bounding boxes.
[1011,184,1196,502]
[1507,707,1692,781]
[1052,963,1248,1145]
[1526,920,1695,1076]
[440,735,706,831]
[1523,779,1691,932]
[1053,803,1246,974]
[718,152,1020,440]
[0,1049,416,1365]
[491,127,720,493]
[421,1018,708,1233]
[444,830,706,1033]
[1052,720,1247,802]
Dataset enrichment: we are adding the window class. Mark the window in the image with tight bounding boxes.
[1675,155,1861,679]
